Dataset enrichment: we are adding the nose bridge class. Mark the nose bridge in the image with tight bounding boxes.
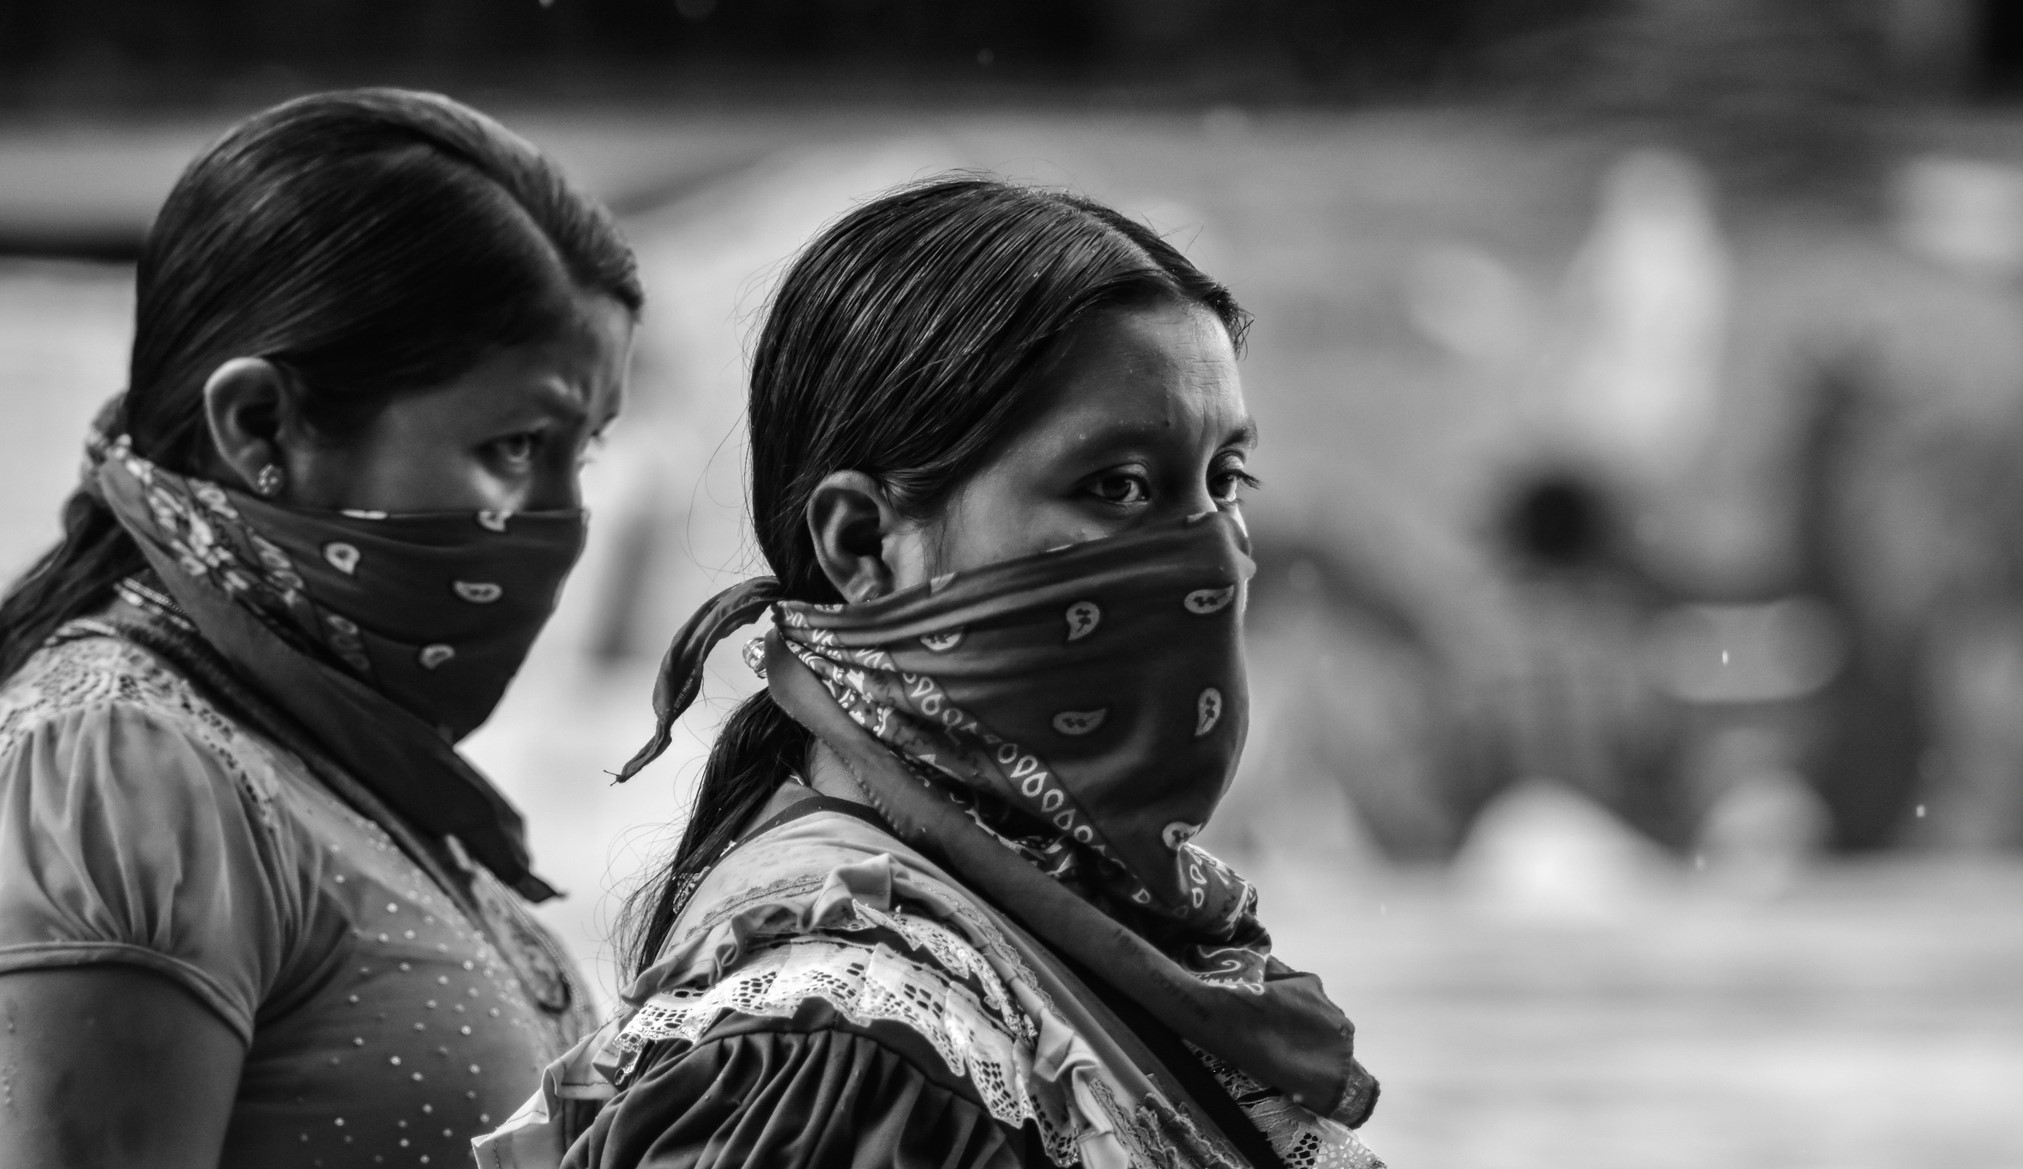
[526,366,613,513]
[526,448,585,512]
[1174,474,1220,517]
[1156,462,1222,524]
[1173,394,1232,518]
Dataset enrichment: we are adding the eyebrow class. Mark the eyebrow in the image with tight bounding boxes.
[484,379,599,430]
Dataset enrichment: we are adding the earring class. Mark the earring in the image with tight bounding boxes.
[254,464,285,498]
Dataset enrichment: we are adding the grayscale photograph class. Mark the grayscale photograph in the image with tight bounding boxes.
[0,2,2018,1167]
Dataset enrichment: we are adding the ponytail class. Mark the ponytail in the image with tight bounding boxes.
[0,490,146,682]
[619,693,808,974]
[610,576,803,975]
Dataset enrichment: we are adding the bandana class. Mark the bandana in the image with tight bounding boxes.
[87,432,580,898]
[624,511,1378,1129]
[776,510,1259,950]
[91,435,584,740]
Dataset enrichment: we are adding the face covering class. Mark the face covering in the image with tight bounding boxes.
[775,509,1258,941]
[92,435,585,741]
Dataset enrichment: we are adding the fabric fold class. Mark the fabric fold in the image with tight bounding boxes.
[615,576,783,782]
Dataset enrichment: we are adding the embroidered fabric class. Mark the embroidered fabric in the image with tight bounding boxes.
[617,935,1080,1165]
[0,633,283,832]
[1191,1046,1387,1169]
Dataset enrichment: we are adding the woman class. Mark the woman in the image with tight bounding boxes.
[0,90,639,1167]
[481,178,1382,1169]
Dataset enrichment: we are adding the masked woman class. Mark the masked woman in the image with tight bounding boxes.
[480,178,1382,1169]
[0,90,639,1168]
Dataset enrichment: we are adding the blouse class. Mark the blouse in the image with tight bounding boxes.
[482,801,1386,1169]
[561,940,1047,1169]
[0,631,595,1168]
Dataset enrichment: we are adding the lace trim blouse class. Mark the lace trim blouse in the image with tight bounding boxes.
[491,804,1383,1169]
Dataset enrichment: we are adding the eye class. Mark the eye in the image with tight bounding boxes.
[1211,460,1260,505]
[1087,470,1152,507]
[488,432,541,467]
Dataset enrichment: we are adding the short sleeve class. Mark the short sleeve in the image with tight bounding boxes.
[0,696,293,1044]
[565,1005,1033,1169]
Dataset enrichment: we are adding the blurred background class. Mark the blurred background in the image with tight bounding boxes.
[4,1,2022,1165]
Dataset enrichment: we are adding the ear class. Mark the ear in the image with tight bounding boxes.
[806,471,909,603]
[201,357,296,495]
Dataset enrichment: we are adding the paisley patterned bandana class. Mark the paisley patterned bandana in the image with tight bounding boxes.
[775,509,1261,952]
[91,435,584,741]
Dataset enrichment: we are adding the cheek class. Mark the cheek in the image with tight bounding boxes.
[345,442,509,513]
[926,489,1111,576]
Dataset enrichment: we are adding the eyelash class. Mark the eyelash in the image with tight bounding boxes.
[489,432,543,466]
[1089,472,1151,506]
[1214,465,1261,500]
[1087,462,1260,507]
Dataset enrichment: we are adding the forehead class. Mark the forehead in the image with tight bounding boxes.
[1022,301,1244,441]
[395,291,634,426]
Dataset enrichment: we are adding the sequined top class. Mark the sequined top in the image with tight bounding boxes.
[0,632,595,1168]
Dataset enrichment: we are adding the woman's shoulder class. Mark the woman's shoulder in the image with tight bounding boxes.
[572,806,1061,1168]
[0,627,306,909]
[572,1000,1039,1169]
[473,807,1072,1167]
[622,903,1033,1087]
[0,629,306,1041]
[1,630,161,731]
[0,628,273,785]
[0,629,300,846]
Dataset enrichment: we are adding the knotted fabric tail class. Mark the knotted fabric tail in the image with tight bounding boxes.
[613,577,783,782]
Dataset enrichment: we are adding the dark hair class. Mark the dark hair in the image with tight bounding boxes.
[621,175,1247,973]
[0,88,641,680]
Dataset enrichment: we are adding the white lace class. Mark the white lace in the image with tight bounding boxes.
[1193,1047,1387,1169]
[828,900,1027,1035]
[620,933,1080,1164]
[606,810,1384,1169]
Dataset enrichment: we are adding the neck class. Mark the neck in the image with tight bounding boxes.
[730,737,877,842]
